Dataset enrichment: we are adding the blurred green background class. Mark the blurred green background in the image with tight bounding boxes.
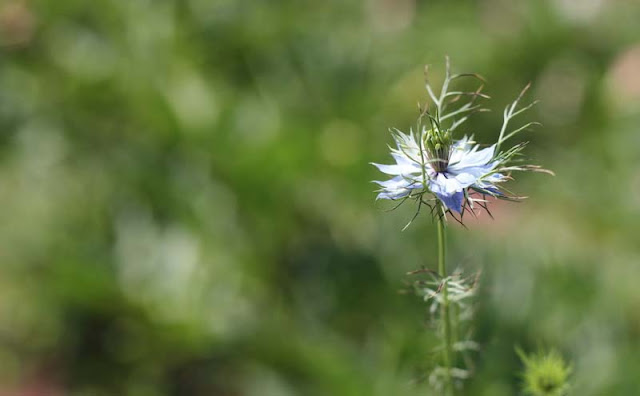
[1,0,639,395]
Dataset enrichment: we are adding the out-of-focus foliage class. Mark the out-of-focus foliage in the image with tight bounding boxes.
[0,0,639,395]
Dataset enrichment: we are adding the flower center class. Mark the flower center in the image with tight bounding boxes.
[424,128,452,173]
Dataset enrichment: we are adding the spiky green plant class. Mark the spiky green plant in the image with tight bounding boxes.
[517,348,572,396]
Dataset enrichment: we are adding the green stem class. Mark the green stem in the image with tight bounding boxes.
[437,214,454,395]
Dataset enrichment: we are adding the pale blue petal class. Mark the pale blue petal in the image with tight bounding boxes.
[371,162,420,176]
[452,172,478,188]
[392,130,421,157]
[435,191,464,213]
[391,152,421,168]
[452,136,472,151]
[373,176,422,190]
[376,189,411,200]
[449,163,494,179]
[448,137,472,164]
[427,173,462,195]
[449,145,495,170]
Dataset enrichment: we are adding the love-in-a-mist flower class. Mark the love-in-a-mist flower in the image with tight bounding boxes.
[373,128,505,213]
[372,63,551,222]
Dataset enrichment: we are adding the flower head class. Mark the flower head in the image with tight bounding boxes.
[373,129,505,214]
[372,59,551,224]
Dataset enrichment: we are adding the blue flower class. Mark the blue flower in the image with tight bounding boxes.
[372,130,505,214]
[371,60,551,221]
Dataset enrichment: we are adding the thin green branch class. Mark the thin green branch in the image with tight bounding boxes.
[496,83,540,154]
